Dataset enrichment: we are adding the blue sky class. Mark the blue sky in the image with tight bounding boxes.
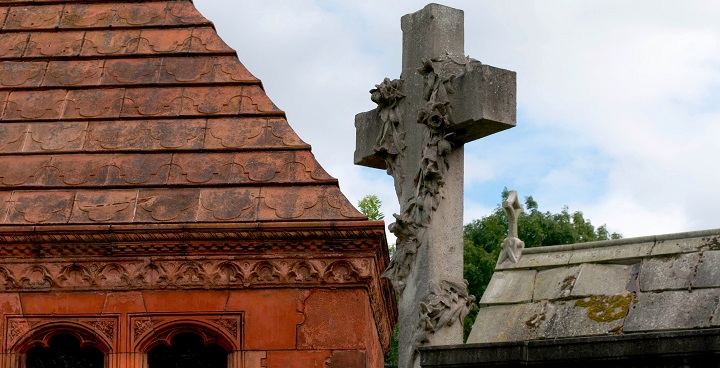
[195,1,720,242]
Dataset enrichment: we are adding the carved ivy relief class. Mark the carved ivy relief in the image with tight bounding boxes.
[412,280,474,357]
[373,54,482,294]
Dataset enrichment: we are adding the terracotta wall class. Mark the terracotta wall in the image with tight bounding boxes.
[0,288,381,368]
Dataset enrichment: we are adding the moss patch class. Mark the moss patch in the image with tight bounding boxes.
[575,294,634,323]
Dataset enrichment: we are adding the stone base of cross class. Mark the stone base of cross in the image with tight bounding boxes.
[354,4,517,368]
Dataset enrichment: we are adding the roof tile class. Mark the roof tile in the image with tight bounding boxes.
[64,89,124,119]
[60,3,117,29]
[135,188,200,222]
[26,121,88,152]
[70,189,138,223]
[4,4,62,30]
[8,190,74,224]
[0,123,27,153]
[0,61,46,88]
[4,89,67,120]
[0,33,28,58]
[120,87,183,117]
[25,31,83,57]
[103,58,161,85]
[43,60,104,87]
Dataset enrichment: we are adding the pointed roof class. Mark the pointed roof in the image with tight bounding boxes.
[0,0,366,227]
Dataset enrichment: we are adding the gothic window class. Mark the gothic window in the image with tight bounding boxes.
[147,332,227,368]
[25,333,104,368]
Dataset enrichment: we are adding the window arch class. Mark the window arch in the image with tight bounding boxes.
[147,332,227,368]
[25,333,104,368]
[12,324,112,368]
[136,320,237,368]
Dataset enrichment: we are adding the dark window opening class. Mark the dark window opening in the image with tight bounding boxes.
[148,332,227,368]
[26,333,104,368]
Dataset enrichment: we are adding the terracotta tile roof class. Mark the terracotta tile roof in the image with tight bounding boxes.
[0,0,365,226]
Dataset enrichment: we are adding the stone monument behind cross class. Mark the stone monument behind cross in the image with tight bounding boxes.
[354,3,517,367]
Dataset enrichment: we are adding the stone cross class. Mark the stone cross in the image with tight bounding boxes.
[497,190,525,264]
[354,4,516,368]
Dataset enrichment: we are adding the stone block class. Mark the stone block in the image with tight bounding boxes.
[19,292,106,314]
[297,290,369,349]
[624,289,720,332]
[543,298,627,338]
[330,350,366,368]
[353,110,386,170]
[226,289,304,350]
[480,270,536,305]
[263,351,331,368]
[571,263,634,297]
[568,242,653,265]
[467,303,542,343]
[0,293,23,315]
[651,236,707,256]
[448,64,517,145]
[639,253,700,291]
[695,250,720,288]
[496,251,571,271]
[532,266,581,301]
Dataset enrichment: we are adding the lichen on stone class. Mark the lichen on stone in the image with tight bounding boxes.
[575,294,634,323]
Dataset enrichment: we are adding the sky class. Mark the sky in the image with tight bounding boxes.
[195,1,720,242]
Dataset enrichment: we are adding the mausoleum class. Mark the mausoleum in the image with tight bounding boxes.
[0,0,395,367]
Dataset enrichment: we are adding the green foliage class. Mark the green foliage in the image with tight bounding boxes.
[462,188,622,340]
[384,326,398,367]
[358,195,385,220]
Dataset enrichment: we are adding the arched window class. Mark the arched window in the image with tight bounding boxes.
[25,333,104,368]
[147,332,227,368]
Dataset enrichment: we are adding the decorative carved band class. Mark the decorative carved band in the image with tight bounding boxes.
[0,258,373,292]
[0,226,385,257]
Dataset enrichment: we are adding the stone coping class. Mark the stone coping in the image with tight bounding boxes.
[420,328,720,367]
[523,228,720,254]
[497,228,720,270]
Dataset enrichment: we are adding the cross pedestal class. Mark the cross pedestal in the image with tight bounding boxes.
[354,4,516,368]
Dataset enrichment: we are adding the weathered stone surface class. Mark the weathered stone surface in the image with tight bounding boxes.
[480,270,536,305]
[639,253,700,291]
[467,303,541,343]
[532,266,581,301]
[352,4,517,367]
[447,63,516,144]
[543,298,627,338]
[651,236,708,256]
[624,289,720,332]
[571,263,633,297]
[496,251,571,271]
[695,250,720,288]
[568,242,654,264]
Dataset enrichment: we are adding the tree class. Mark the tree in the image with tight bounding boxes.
[358,194,385,220]
[462,188,622,338]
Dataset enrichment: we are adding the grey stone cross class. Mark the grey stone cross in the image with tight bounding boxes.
[498,190,525,264]
[354,4,516,368]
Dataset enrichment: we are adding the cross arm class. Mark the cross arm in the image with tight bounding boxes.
[447,63,516,145]
[354,109,387,170]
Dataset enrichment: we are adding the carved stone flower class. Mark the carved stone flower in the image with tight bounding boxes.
[417,101,451,132]
[370,78,404,115]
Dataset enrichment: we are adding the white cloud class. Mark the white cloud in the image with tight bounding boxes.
[195,1,720,240]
